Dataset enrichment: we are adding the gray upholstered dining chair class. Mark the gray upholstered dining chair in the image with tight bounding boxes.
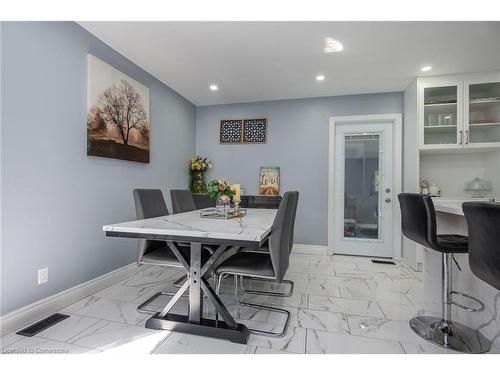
[170,189,197,214]
[214,191,298,337]
[169,189,218,288]
[238,191,299,298]
[133,189,212,313]
[133,189,189,313]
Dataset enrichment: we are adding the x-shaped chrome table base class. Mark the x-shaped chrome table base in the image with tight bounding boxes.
[144,241,250,344]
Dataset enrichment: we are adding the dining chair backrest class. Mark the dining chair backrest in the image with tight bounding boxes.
[240,195,282,209]
[268,191,297,283]
[397,193,439,250]
[170,189,197,214]
[288,192,299,253]
[462,202,500,291]
[133,189,169,264]
[192,193,215,209]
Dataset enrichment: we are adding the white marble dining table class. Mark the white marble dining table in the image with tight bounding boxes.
[103,208,277,344]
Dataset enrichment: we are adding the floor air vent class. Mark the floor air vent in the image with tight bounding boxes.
[16,313,70,337]
[371,259,396,265]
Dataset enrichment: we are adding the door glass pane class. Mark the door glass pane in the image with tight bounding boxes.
[343,134,380,240]
[468,82,500,144]
[423,86,458,145]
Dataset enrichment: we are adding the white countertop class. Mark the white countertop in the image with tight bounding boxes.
[432,197,497,216]
[103,208,277,244]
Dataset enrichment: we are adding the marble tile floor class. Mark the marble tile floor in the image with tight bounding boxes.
[2,251,492,354]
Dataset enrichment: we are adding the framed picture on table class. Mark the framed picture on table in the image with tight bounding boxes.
[259,167,280,196]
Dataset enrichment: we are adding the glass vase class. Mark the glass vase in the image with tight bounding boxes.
[190,171,207,194]
[216,195,231,213]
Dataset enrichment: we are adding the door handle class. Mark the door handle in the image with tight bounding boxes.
[385,198,392,203]
[459,130,463,145]
[465,130,469,144]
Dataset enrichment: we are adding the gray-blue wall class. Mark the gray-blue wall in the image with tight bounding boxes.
[196,93,404,246]
[0,22,196,315]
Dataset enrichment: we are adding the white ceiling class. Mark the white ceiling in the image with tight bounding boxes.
[79,21,500,106]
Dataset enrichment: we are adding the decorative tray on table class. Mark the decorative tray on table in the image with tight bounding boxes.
[200,208,247,220]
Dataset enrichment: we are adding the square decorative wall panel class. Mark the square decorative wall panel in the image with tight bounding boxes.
[219,118,267,144]
[243,119,267,143]
[219,120,243,143]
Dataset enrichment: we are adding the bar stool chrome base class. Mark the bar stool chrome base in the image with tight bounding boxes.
[410,316,491,354]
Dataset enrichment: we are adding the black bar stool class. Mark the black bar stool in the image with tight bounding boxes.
[463,201,500,349]
[398,193,490,353]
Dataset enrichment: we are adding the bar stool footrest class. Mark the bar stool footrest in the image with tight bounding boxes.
[450,290,485,312]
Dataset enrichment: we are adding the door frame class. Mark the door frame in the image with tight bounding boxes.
[328,113,403,259]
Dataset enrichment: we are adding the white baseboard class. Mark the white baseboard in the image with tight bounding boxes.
[0,244,330,336]
[0,263,139,336]
[292,244,329,255]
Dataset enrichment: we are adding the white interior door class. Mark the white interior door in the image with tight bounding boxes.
[334,122,394,258]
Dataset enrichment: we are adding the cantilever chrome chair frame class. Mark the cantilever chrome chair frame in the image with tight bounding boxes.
[135,256,188,314]
[215,272,291,338]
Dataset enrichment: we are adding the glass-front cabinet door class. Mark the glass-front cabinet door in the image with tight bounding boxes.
[464,77,500,148]
[420,81,463,149]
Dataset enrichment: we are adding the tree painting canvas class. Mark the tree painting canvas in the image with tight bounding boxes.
[87,55,150,163]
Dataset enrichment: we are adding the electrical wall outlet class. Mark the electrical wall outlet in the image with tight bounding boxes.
[38,267,48,285]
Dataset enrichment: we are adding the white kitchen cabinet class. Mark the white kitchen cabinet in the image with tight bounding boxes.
[402,70,500,273]
[419,77,462,150]
[464,72,500,148]
[416,71,500,152]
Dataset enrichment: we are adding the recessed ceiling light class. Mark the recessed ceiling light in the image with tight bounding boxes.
[421,66,432,72]
[324,37,344,53]
[209,84,218,91]
[316,74,325,81]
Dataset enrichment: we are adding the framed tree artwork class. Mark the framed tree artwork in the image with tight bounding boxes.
[86,54,150,163]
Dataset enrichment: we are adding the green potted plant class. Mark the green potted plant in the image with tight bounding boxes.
[189,156,212,194]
